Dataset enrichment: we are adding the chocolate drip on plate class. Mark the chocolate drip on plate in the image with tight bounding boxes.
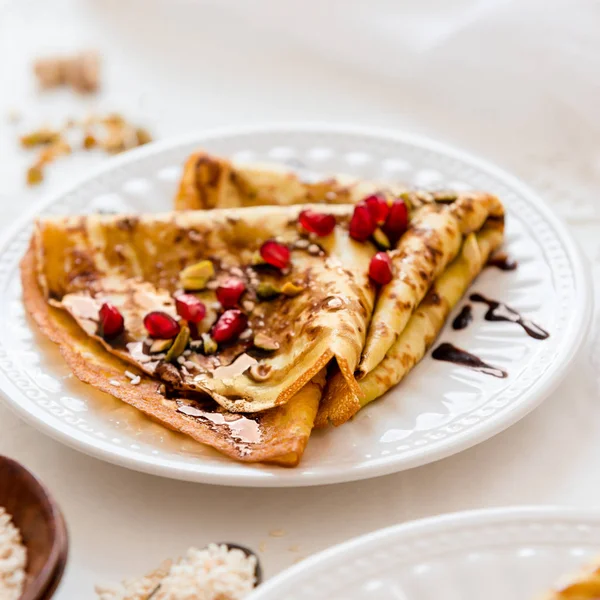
[452,304,473,330]
[432,342,507,378]
[469,293,549,340]
[486,252,518,271]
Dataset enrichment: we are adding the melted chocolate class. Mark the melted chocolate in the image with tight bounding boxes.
[486,252,518,271]
[469,293,549,340]
[452,304,473,330]
[432,342,507,378]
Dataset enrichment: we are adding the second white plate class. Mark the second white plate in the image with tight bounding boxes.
[248,507,600,599]
[0,124,591,486]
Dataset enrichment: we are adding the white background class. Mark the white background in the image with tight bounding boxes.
[1,0,599,596]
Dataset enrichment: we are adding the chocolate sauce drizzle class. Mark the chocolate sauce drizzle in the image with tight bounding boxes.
[432,342,507,378]
[452,304,473,330]
[469,293,549,340]
[486,252,518,271]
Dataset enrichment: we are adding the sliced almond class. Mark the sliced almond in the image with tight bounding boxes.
[149,338,173,354]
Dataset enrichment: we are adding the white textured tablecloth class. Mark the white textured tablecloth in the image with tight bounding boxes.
[0,0,598,596]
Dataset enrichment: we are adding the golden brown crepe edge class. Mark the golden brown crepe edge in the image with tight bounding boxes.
[21,242,322,466]
[315,218,504,428]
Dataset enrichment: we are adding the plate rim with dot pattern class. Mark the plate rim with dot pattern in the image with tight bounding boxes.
[0,123,591,487]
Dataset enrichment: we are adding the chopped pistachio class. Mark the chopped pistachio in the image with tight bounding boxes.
[38,139,71,164]
[433,190,458,203]
[149,338,173,354]
[26,164,44,186]
[202,333,218,354]
[83,133,97,149]
[165,325,190,362]
[253,333,280,352]
[256,281,281,300]
[281,281,303,297]
[248,363,272,382]
[180,260,214,291]
[20,128,60,148]
[372,228,391,250]
[136,127,152,146]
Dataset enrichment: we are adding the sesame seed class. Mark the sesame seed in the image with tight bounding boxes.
[124,370,137,380]
[183,360,196,370]
[130,376,141,385]
[308,244,320,255]
[183,349,191,357]
[212,302,222,310]
[177,356,186,364]
[109,379,121,387]
[294,238,309,249]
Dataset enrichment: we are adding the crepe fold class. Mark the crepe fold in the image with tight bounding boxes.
[175,150,407,210]
[22,243,323,466]
[176,153,506,427]
[356,191,505,378]
[316,218,504,427]
[31,205,376,416]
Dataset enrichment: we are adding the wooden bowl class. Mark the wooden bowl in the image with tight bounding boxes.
[0,456,68,600]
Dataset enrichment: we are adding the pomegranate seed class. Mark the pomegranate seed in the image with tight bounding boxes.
[98,302,124,339]
[369,252,394,285]
[216,277,246,308]
[364,194,389,224]
[298,210,336,236]
[349,203,376,241]
[260,240,290,269]
[212,309,247,343]
[382,198,408,244]
[175,294,206,323]
[144,311,181,339]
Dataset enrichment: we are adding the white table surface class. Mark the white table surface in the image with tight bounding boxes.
[1,1,599,597]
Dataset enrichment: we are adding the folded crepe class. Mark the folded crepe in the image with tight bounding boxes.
[29,204,378,413]
[175,150,407,210]
[175,152,506,426]
[316,219,504,426]
[22,150,506,466]
[22,242,323,466]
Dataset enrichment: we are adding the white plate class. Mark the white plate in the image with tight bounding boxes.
[248,507,600,599]
[0,124,591,486]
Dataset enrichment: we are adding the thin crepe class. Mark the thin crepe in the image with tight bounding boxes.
[175,150,407,210]
[32,205,376,414]
[357,191,505,377]
[175,152,504,379]
[21,244,324,466]
[316,218,504,427]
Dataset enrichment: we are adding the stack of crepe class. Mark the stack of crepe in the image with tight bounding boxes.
[21,150,504,466]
